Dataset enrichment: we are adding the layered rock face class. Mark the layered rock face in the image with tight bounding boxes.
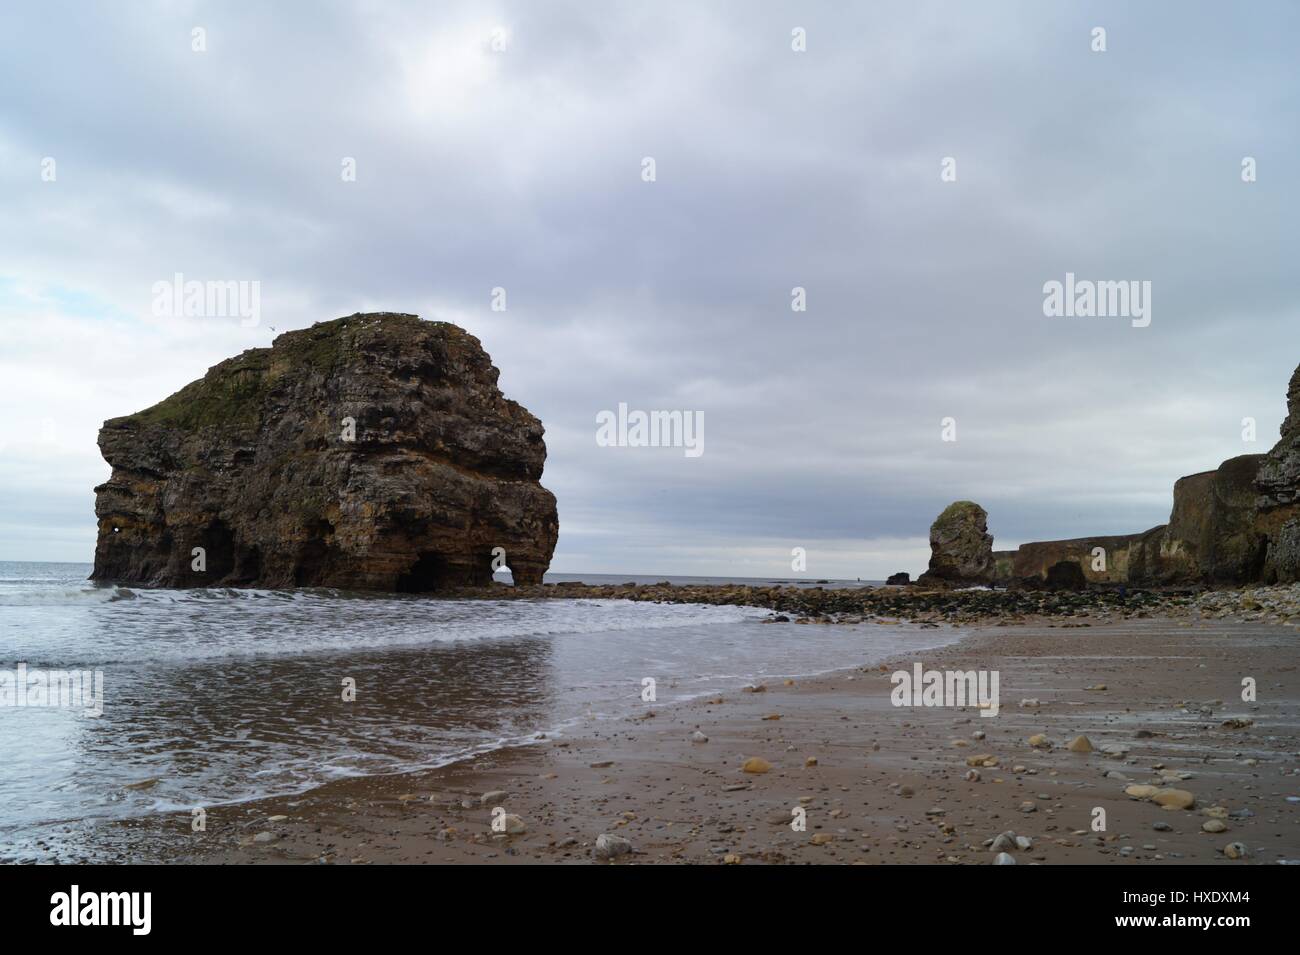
[918,501,994,586]
[1012,531,1155,585]
[1255,364,1300,582]
[1158,455,1266,584]
[92,313,558,590]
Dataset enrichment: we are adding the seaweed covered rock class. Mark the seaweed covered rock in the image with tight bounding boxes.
[91,313,558,590]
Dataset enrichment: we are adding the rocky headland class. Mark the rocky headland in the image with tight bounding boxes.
[91,313,558,590]
[911,360,1300,592]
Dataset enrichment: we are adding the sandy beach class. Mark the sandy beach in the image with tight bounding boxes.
[99,612,1298,866]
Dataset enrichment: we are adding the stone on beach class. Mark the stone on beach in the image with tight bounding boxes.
[1066,735,1094,753]
[741,757,772,774]
[594,833,632,860]
[989,831,1017,852]
[1125,785,1161,800]
[1150,789,1195,810]
[1223,842,1248,859]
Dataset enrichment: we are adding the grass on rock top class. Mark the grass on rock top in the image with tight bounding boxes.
[116,313,471,432]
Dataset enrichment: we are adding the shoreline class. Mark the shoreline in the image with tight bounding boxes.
[84,611,1300,865]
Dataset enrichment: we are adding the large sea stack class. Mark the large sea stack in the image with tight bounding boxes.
[91,313,559,590]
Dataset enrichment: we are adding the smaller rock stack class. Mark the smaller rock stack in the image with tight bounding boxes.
[916,501,994,588]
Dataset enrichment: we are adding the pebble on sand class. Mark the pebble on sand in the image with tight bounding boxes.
[993,852,1016,865]
[1125,785,1161,800]
[990,831,1017,852]
[1066,735,1094,753]
[594,833,633,860]
[1151,789,1195,811]
[741,757,772,774]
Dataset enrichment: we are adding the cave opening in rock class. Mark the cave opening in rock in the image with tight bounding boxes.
[294,519,336,586]
[231,544,262,585]
[198,519,236,582]
[396,551,457,592]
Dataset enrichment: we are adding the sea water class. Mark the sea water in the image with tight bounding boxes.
[0,561,959,860]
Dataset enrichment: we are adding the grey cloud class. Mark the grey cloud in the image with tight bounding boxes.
[1,0,1296,577]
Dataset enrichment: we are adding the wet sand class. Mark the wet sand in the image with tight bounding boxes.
[117,615,1299,864]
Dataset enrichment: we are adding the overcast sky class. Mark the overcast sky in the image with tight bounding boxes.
[1,1,1297,579]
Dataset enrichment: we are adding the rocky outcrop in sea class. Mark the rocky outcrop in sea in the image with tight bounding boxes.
[91,313,558,590]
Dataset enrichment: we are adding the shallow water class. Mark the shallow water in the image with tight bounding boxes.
[0,561,959,860]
